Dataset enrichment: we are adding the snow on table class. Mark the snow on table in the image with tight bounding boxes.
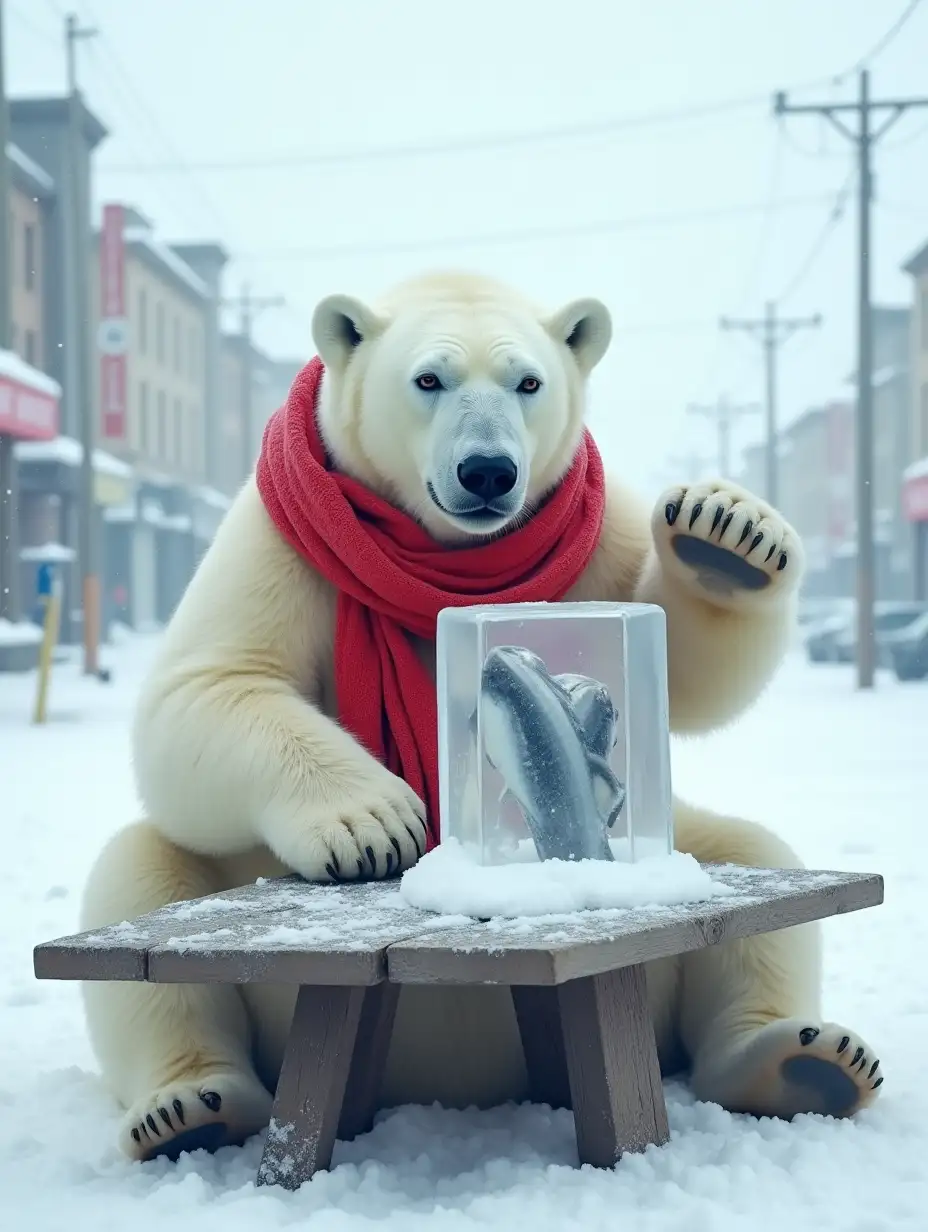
[3,637,928,1231]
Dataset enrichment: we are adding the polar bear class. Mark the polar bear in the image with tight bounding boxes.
[79,271,882,1164]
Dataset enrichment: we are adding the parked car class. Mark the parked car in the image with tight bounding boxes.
[804,601,927,665]
[831,602,928,665]
[884,611,928,682]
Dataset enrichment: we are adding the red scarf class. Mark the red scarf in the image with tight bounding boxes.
[255,356,606,849]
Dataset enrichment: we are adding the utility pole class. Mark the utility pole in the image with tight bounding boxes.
[687,396,759,480]
[65,11,99,673]
[221,285,284,482]
[719,301,822,510]
[775,70,928,690]
[0,0,19,625]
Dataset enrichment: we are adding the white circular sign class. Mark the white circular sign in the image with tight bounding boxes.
[98,317,130,356]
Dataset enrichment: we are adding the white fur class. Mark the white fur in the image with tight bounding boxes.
[80,271,882,1161]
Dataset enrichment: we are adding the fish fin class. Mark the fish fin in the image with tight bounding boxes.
[586,753,626,829]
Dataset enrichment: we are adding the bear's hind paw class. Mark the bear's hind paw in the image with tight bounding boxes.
[119,1071,272,1163]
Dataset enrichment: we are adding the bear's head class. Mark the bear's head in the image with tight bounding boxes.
[311,271,612,544]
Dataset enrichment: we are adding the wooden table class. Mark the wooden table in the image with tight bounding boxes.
[33,864,883,1190]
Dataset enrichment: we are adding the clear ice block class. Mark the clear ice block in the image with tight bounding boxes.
[436,602,673,866]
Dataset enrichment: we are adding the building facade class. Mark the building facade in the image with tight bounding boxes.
[902,242,928,598]
[91,205,230,630]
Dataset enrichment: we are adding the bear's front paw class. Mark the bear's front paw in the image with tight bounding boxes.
[260,766,428,883]
[653,480,804,608]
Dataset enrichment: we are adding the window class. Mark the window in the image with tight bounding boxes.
[188,405,200,474]
[139,381,150,454]
[157,390,167,459]
[24,223,36,291]
[138,290,148,354]
[173,397,183,465]
[24,330,37,367]
[156,303,165,364]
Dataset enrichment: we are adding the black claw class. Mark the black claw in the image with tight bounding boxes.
[868,1060,880,1080]
[131,1127,141,1143]
[173,1098,185,1125]
[778,552,788,571]
[330,853,341,876]
[856,1054,868,1073]
[851,1046,864,1067]
[324,862,340,882]
[385,852,394,877]
[799,1026,820,1046]
[737,520,754,547]
[390,836,402,864]
[721,511,734,535]
[140,1121,150,1139]
[873,1076,884,1090]
[199,1090,222,1113]
[837,1036,850,1055]
[688,502,703,530]
[748,531,764,556]
[665,501,679,526]
[146,1113,161,1136]
[356,858,364,878]
[158,1106,173,1129]
[765,543,777,562]
[711,505,724,534]
[366,845,377,876]
[405,824,424,859]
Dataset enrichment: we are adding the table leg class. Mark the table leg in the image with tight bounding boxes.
[556,964,670,1168]
[510,985,571,1110]
[257,984,366,1190]
[338,981,400,1141]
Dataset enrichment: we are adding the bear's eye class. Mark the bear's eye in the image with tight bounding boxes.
[518,376,541,394]
[415,372,442,392]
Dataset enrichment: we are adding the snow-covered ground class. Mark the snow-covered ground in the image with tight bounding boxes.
[2,634,925,1231]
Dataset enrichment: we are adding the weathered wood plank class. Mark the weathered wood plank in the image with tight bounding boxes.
[558,964,670,1166]
[257,984,365,1189]
[33,878,433,986]
[385,867,884,987]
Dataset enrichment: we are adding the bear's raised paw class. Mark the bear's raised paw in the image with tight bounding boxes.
[119,1071,272,1163]
[653,480,804,606]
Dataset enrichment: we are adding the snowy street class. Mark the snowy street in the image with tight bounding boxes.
[2,634,926,1231]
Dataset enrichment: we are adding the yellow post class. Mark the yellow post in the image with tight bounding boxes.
[33,577,62,725]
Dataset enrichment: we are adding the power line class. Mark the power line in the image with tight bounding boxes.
[99,93,775,175]
[837,0,924,80]
[75,0,237,245]
[777,166,855,301]
[237,194,835,264]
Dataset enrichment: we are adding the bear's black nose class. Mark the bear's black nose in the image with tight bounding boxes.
[456,454,518,500]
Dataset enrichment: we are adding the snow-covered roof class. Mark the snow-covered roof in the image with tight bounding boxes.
[103,503,136,524]
[14,434,133,479]
[140,499,192,532]
[903,456,928,482]
[6,142,54,193]
[19,542,76,563]
[0,618,43,646]
[123,225,209,300]
[191,484,231,511]
[0,349,62,398]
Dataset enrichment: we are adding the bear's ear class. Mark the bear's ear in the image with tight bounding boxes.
[311,294,387,372]
[544,298,612,377]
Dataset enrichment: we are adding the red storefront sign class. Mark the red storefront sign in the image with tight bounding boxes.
[0,370,59,441]
[902,467,928,523]
[98,203,128,441]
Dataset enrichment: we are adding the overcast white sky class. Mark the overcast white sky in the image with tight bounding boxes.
[7,0,928,497]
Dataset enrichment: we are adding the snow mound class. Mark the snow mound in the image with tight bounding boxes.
[399,837,734,918]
